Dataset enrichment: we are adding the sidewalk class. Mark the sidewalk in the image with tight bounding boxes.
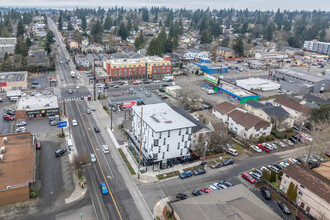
[153,197,169,220]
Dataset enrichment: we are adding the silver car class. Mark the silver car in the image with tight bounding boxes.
[86,109,91,114]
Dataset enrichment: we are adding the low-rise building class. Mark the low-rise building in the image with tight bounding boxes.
[0,38,17,58]
[0,133,35,206]
[236,78,280,91]
[128,103,197,168]
[213,101,272,139]
[168,184,282,220]
[0,71,28,91]
[15,95,59,120]
[245,100,293,131]
[273,95,311,120]
[145,56,172,78]
[216,46,235,59]
[280,163,330,220]
[103,58,146,81]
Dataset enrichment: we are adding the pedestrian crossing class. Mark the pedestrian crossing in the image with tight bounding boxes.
[59,97,86,103]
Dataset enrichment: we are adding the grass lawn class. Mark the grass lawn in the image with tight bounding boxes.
[156,171,180,180]
[118,148,136,175]
[232,142,245,155]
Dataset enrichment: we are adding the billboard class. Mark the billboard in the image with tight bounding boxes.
[204,73,219,85]
[122,102,136,109]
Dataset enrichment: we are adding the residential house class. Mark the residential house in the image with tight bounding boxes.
[128,103,197,168]
[280,163,330,220]
[75,54,91,70]
[81,36,89,46]
[212,101,272,139]
[245,100,293,131]
[173,48,209,60]
[0,38,17,58]
[216,46,235,59]
[273,96,312,120]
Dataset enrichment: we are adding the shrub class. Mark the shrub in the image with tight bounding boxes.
[30,190,38,198]
[278,171,283,181]
[258,136,265,143]
[272,130,283,139]
[262,169,271,181]
[159,88,165,92]
[266,134,274,141]
[285,133,293,139]
[103,106,108,111]
[270,170,276,182]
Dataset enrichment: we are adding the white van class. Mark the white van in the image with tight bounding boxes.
[227,148,238,156]
[67,139,73,149]
[207,90,216,95]
[10,97,19,102]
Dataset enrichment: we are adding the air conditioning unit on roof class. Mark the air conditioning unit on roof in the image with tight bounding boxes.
[3,137,7,143]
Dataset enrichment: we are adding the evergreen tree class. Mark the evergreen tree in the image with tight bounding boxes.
[286,182,294,199]
[118,22,129,41]
[178,17,183,35]
[292,184,298,202]
[16,20,25,37]
[263,23,276,41]
[200,29,212,44]
[319,29,326,41]
[288,36,301,48]
[147,38,162,56]
[159,20,162,27]
[25,37,32,49]
[165,10,173,27]
[104,15,112,30]
[142,8,149,22]
[134,32,145,50]
[233,37,244,57]
[283,20,292,32]
[3,52,9,61]
[153,11,158,23]
[82,16,87,31]
[1,26,10,37]
[262,169,271,182]
[14,36,28,57]
[45,30,55,53]
[270,170,276,182]
[127,18,132,32]
[91,20,102,43]
[67,21,74,31]
[58,15,63,31]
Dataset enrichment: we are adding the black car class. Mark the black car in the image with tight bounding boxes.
[193,168,206,176]
[219,180,233,187]
[274,163,285,170]
[289,136,298,144]
[94,127,100,133]
[6,109,15,115]
[260,187,272,200]
[176,193,188,200]
[143,80,152,84]
[55,148,66,157]
[277,201,291,214]
[192,190,205,196]
[222,159,234,166]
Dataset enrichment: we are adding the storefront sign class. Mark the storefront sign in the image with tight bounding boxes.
[122,102,136,109]
[0,82,7,87]
[204,73,219,85]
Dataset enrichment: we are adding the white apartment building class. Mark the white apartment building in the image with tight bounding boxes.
[129,103,196,168]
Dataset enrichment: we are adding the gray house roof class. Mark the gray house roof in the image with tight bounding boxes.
[303,94,330,105]
[246,100,290,120]
[217,46,233,52]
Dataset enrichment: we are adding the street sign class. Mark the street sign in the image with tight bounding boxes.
[57,121,67,128]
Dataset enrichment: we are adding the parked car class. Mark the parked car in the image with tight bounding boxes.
[192,189,205,196]
[193,169,206,175]
[133,81,141,85]
[221,181,233,187]
[6,109,15,115]
[161,96,168,99]
[242,172,256,184]
[251,145,262,152]
[3,115,14,121]
[176,193,188,200]
[222,159,234,166]
[277,201,291,214]
[266,165,280,173]
[94,127,100,133]
[289,136,298,144]
[16,121,27,126]
[100,182,109,195]
[179,170,193,179]
[283,139,294,146]
[209,185,219,192]
[249,171,261,181]
[15,127,26,132]
[68,89,73,94]
[154,80,161,83]
[200,187,212,193]
[55,148,66,157]
[274,141,286,148]
[217,184,228,189]
[274,163,285,170]
[260,187,272,200]
[257,143,270,152]
[36,142,42,150]
[210,162,222,169]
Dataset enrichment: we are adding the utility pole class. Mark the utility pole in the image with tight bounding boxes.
[138,107,143,179]
[93,60,96,101]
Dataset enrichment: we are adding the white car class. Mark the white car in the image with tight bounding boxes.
[16,121,27,127]
[102,145,109,154]
[90,106,96,111]
[90,154,96,162]
[154,80,161,83]
[72,120,78,126]
[301,133,313,141]
[76,85,79,89]
[260,166,269,172]
[251,145,262,153]
[15,127,27,133]
[283,139,294,146]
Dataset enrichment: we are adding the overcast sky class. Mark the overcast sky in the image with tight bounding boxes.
[1,0,329,11]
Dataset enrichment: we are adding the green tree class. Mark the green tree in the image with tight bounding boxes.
[200,29,212,44]
[3,52,9,61]
[233,37,244,57]
[25,37,32,49]
[1,26,10,37]
[270,170,276,182]
[73,30,82,44]
[292,184,298,202]
[259,136,265,143]
[118,22,129,41]
[286,182,294,199]
[81,16,87,31]
[147,38,162,57]
[266,135,274,141]
[16,20,25,37]
[262,169,271,182]
[310,105,330,122]
[14,36,28,57]
[319,29,326,41]
[67,21,74,31]
[45,30,55,53]
[263,23,276,41]
[221,38,230,47]
[134,32,144,50]
[103,15,112,30]
[278,171,283,181]
[58,15,63,31]
[142,8,149,22]
[288,36,301,48]
[91,20,102,43]
[127,18,132,32]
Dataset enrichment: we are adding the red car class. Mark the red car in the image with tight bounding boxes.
[3,115,14,121]
[161,96,168,99]
[242,172,256,184]
[200,187,212,194]
[133,81,140,85]
[257,143,270,152]
[36,142,42,150]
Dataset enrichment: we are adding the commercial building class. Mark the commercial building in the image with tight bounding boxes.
[236,78,280,91]
[204,74,260,103]
[245,100,293,131]
[303,40,330,55]
[168,184,281,220]
[0,38,17,58]
[273,69,330,93]
[212,102,272,139]
[0,133,35,206]
[15,95,59,120]
[128,103,196,168]
[273,95,311,120]
[192,62,228,74]
[280,164,330,220]
[0,71,28,92]
[145,56,172,78]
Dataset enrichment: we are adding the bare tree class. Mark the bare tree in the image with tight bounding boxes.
[308,121,330,162]
[71,153,90,170]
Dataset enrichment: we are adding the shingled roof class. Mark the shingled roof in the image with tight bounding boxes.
[283,164,330,203]
[227,109,271,130]
[213,102,237,115]
[274,96,311,115]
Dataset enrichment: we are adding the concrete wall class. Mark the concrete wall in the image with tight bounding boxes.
[0,186,30,206]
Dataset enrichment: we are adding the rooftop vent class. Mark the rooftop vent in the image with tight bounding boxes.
[0,155,3,161]
[3,137,7,143]
[7,186,11,189]
[0,146,5,153]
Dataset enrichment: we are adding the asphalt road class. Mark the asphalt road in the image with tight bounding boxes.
[138,146,306,219]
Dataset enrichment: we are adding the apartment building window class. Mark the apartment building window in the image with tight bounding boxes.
[167,144,169,152]
[158,146,161,153]
[188,134,191,140]
[168,131,170,137]
[162,152,165,159]
[154,139,159,146]
[159,132,162,139]
[179,129,181,136]
[306,207,310,213]
[300,202,305,208]
[163,138,166,145]
[152,131,154,137]
[184,141,187,148]
[154,153,158,159]
[180,149,183,155]
[298,191,303,196]
[182,135,184,142]
[186,128,189,134]
[177,142,180,149]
